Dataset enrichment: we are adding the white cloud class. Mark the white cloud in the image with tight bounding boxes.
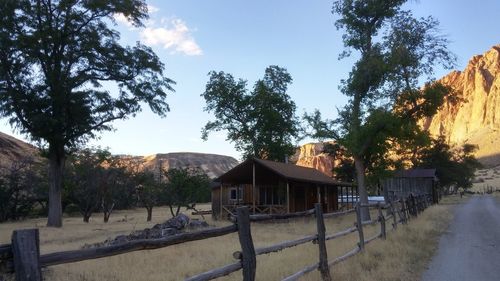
[147,5,159,14]
[114,4,159,25]
[113,13,134,28]
[113,6,203,57]
[140,19,203,56]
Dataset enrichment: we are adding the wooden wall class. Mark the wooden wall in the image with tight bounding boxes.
[382,177,434,202]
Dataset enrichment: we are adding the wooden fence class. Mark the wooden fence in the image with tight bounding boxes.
[0,194,433,281]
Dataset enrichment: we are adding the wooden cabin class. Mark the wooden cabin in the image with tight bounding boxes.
[381,169,439,203]
[211,158,355,220]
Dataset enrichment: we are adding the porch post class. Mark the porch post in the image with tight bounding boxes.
[220,182,223,219]
[316,185,321,204]
[252,162,256,215]
[341,185,344,208]
[286,181,290,213]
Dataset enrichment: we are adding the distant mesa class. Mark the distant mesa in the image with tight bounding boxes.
[0,131,238,178]
[422,44,500,166]
[117,152,239,179]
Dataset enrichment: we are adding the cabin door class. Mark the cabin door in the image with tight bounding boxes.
[305,187,316,210]
[294,186,305,212]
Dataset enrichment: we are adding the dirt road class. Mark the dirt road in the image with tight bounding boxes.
[421,195,500,281]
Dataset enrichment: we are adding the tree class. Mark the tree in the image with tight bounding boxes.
[135,170,162,221]
[0,0,174,226]
[416,137,482,192]
[162,168,210,217]
[99,158,135,223]
[65,147,109,223]
[202,66,300,161]
[0,157,45,221]
[306,0,455,219]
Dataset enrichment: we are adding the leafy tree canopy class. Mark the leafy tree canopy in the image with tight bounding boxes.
[162,168,211,217]
[202,65,300,161]
[306,0,455,219]
[0,0,174,226]
[416,137,482,191]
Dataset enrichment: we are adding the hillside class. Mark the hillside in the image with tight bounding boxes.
[0,131,238,178]
[422,44,500,166]
[0,132,40,169]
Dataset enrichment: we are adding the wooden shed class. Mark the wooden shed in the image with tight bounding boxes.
[211,158,355,220]
[381,169,439,203]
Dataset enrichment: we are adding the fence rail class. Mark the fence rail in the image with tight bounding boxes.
[0,193,433,281]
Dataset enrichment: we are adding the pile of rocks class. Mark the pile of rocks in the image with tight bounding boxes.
[83,214,210,248]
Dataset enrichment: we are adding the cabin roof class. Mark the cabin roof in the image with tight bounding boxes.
[215,158,353,186]
[393,169,437,178]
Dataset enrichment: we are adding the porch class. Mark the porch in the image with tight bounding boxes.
[211,158,355,220]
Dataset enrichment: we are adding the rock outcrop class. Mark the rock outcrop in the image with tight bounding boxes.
[293,142,336,177]
[422,45,500,166]
[83,214,211,248]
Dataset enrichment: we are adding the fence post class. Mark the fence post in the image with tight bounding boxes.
[236,207,256,281]
[390,201,397,229]
[355,204,365,251]
[314,203,332,281]
[377,204,386,240]
[401,200,408,224]
[412,195,418,216]
[11,229,42,281]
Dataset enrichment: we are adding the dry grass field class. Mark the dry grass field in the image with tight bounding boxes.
[472,165,500,193]
[0,199,456,281]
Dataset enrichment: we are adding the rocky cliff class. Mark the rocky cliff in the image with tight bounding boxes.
[422,45,500,166]
[293,142,336,177]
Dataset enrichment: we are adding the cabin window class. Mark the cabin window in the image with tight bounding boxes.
[229,186,243,203]
[258,185,286,205]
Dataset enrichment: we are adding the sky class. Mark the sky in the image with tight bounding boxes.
[1,0,499,160]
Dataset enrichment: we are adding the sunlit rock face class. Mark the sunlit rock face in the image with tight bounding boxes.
[293,142,336,177]
[422,45,500,166]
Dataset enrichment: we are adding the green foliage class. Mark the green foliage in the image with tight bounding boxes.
[416,137,482,191]
[64,148,106,222]
[65,147,136,222]
[162,168,211,217]
[306,1,455,213]
[0,0,174,226]
[134,169,162,221]
[0,157,47,221]
[202,65,300,161]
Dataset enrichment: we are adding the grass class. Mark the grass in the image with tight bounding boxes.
[304,196,457,281]
[0,200,456,281]
[471,165,500,193]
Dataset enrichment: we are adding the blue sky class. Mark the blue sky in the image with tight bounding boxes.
[1,0,499,160]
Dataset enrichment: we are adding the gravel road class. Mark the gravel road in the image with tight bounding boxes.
[421,195,500,281]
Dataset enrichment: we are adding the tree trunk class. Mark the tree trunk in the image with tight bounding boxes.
[47,144,65,227]
[83,214,90,223]
[146,207,153,222]
[354,155,370,221]
[169,205,175,217]
[103,212,110,223]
